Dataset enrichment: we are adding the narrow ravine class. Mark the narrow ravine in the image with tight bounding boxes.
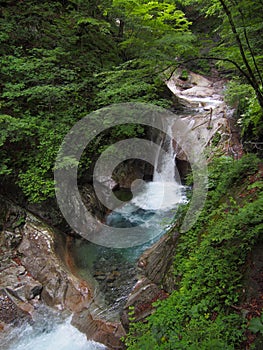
[1,112,188,350]
[68,71,232,328]
[69,115,188,320]
[1,72,233,350]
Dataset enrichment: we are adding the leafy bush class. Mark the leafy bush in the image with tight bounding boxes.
[224,81,263,141]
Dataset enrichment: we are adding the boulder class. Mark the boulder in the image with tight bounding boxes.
[18,214,92,311]
[72,307,126,349]
[188,72,212,87]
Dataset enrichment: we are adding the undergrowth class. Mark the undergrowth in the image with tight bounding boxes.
[124,154,263,349]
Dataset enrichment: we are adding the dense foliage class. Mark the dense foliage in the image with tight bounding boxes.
[0,0,193,201]
[125,154,263,349]
[1,0,263,201]
[0,0,118,201]
[1,1,262,348]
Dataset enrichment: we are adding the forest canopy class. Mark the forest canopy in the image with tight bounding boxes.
[0,0,262,202]
[1,2,262,349]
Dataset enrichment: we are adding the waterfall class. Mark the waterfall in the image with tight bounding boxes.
[70,116,188,321]
[153,118,177,183]
[131,117,183,211]
[2,117,188,350]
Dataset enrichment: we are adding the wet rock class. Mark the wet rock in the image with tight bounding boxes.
[0,197,94,310]
[112,159,153,189]
[3,230,23,249]
[0,264,42,303]
[121,233,178,331]
[0,196,126,350]
[187,72,212,87]
[176,159,191,182]
[0,289,32,326]
[18,215,92,312]
[0,197,45,336]
[26,183,106,236]
[27,199,66,232]
[181,86,215,98]
[138,232,179,287]
[165,70,241,161]
[72,307,126,350]
[89,246,138,313]
[80,184,107,221]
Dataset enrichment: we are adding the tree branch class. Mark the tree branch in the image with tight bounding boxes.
[218,0,262,96]
[231,0,263,87]
[180,56,253,82]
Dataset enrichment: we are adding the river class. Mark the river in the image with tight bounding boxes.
[2,116,187,349]
[70,116,187,319]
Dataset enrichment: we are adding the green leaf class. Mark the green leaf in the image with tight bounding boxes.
[248,316,263,334]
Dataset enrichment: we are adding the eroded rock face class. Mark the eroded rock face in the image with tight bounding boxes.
[112,159,153,188]
[0,196,125,349]
[137,233,179,287]
[26,183,107,237]
[0,197,40,327]
[121,233,179,329]
[18,214,127,348]
[18,215,92,311]
[72,308,125,349]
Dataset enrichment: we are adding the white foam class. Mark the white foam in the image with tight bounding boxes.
[131,181,186,211]
[6,317,106,350]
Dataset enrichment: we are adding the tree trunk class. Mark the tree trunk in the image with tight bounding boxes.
[118,19,125,38]
[219,0,263,110]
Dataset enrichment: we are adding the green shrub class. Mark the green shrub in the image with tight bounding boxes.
[125,155,262,349]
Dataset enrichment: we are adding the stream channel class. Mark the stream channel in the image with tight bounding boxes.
[1,69,228,349]
[5,115,188,349]
[70,116,188,319]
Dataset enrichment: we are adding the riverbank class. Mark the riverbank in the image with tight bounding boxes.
[0,71,247,349]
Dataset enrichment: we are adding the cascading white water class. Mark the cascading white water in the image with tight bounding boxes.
[153,117,177,182]
[69,116,188,319]
[104,115,187,244]
[2,118,187,350]
[2,309,106,350]
[131,117,184,211]
[69,116,188,322]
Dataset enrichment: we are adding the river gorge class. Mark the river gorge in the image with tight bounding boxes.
[0,71,238,349]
